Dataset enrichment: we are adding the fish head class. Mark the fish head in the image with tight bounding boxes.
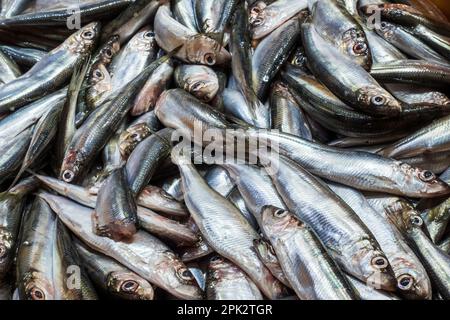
[249,1,267,25]
[186,35,231,66]
[395,268,432,300]
[373,21,396,40]
[87,64,112,106]
[99,35,121,65]
[107,271,154,300]
[119,123,152,158]
[289,47,308,68]
[22,271,55,300]
[350,244,397,292]
[181,67,219,102]
[60,149,85,183]
[66,22,101,55]
[157,250,203,299]
[341,29,372,70]
[384,199,428,235]
[260,205,302,237]
[356,86,402,116]
[394,162,450,197]
[129,28,158,52]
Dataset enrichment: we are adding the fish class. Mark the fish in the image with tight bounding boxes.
[206,255,263,300]
[302,22,401,117]
[74,240,154,300]
[0,22,99,114]
[38,192,203,300]
[260,206,357,300]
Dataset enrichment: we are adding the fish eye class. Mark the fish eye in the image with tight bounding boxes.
[419,170,435,182]
[273,209,288,218]
[410,216,423,226]
[371,256,388,269]
[94,69,104,79]
[30,287,45,300]
[371,95,386,106]
[253,18,264,26]
[204,53,215,66]
[397,274,414,291]
[353,42,367,54]
[0,244,6,258]
[250,6,262,15]
[130,133,140,140]
[103,48,113,58]
[191,81,205,92]
[144,31,155,39]
[178,268,194,281]
[81,30,95,40]
[380,22,388,29]
[62,170,75,182]
[120,280,139,293]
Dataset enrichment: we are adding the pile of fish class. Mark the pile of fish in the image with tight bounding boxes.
[0,0,450,300]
